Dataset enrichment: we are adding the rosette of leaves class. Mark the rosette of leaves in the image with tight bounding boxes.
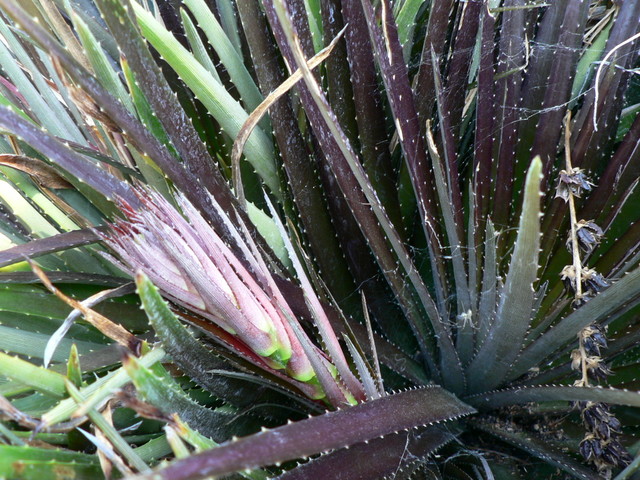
[0,0,639,479]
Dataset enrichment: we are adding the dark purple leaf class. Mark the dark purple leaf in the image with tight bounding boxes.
[530,0,589,184]
[414,0,454,127]
[340,0,400,227]
[358,0,448,268]
[276,428,453,480]
[0,105,138,211]
[580,109,640,227]
[571,0,640,173]
[442,0,481,151]
[135,386,475,480]
[261,0,457,383]
[0,228,103,268]
[235,0,358,312]
[492,0,527,230]
[473,6,496,229]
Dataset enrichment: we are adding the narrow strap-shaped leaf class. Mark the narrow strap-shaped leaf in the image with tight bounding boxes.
[531,0,589,189]
[127,2,279,198]
[0,105,137,212]
[0,445,101,479]
[467,385,640,410]
[571,0,640,174]
[468,157,542,392]
[0,352,66,397]
[340,0,399,228]
[0,272,126,286]
[72,12,135,114]
[276,428,453,480]
[132,386,475,480]
[359,0,447,296]
[266,0,464,390]
[183,0,264,114]
[94,0,261,203]
[473,6,496,229]
[42,348,166,426]
[413,0,454,129]
[441,0,481,146]
[510,266,640,381]
[235,0,358,311]
[0,228,102,268]
[477,221,498,348]
[0,16,84,143]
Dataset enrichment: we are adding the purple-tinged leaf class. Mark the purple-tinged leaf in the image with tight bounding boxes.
[320,0,358,144]
[529,0,589,184]
[470,420,598,480]
[414,0,454,127]
[136,272,322,412]
[473,6,496,229]
[442,0,481,151]
[262,0,451,383]
[340,0,400,227]
[235,0,358,312]
[359,0,449,297]
[580,96,640,227]
[265,196,366,401]
[132,386,475,480]
[596,220,640,277]
[273,277,429,386]
[0,228,103,268]
[571,0,640,173]
[0,105,138,212]
[276,428,454,480]
[466,385,640,410]
[492,0,527,230]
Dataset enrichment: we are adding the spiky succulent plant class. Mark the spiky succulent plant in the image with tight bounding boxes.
[0,0,639,478]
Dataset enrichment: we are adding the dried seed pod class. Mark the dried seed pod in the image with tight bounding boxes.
[582,268,609,295]
[574,220,604,254]
[555,167,595,201]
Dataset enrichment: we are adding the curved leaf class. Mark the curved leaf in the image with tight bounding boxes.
[131,386,475,480]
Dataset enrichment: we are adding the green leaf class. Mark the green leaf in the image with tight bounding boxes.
[0,353,66,397]
[468,156,543,392]
[42,347,165,426]
[511,266,640,381]
[184,0,265,114]
[130,2,280,197]
[0,445,101,480]
[123,353,253,441]
[72,11,135,114]
[466,385,640,410]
